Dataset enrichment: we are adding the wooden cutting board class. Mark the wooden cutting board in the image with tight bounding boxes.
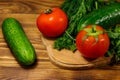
[41,35,111,69]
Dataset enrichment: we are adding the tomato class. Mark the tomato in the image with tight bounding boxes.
[36,7,68,37]
[76,25,110,59]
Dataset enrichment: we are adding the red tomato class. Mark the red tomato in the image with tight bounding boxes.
[36,7,68,37]
[76,25,110,59]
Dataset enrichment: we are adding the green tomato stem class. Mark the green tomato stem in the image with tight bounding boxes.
[44,9,52,14]
[83,25,104,42]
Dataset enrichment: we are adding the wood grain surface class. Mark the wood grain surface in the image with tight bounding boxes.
[0,0,120,80]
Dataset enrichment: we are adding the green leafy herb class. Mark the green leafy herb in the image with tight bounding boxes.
[53,0,120,65]
[54,0,111,51]
[106,25,120,65]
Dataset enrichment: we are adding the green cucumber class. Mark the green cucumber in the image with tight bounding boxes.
[2,18,36,66]
[77,3,120,33]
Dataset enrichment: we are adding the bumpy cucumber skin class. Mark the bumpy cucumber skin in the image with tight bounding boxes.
[2,18,36,66]
[77,3,120,33]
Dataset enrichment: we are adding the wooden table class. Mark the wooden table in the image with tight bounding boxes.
[0,0,120,80]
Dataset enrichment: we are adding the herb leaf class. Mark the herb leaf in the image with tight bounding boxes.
[54,0,107,51]
[107,25,120,65]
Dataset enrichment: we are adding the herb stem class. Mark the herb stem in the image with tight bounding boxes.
[95,1,98,9]
[65,31,76,41]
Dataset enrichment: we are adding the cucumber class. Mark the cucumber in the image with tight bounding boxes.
[2,18,36,66]
[77,3,120,33]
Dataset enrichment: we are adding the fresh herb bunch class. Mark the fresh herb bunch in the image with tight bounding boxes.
[107,25,120,65]
[54,0,111,51]
[54,0,120,65]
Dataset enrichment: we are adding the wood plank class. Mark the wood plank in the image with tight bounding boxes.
[1,66,120,80]
[0,0,64,14]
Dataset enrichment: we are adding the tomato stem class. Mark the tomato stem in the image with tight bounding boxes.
[83,25,104,42]
[44,9,52,14]
[92,25,97,33]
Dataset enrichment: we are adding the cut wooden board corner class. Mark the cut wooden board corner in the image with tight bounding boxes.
[41,35,111,69]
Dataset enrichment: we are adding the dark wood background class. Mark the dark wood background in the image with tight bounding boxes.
[0,0,120,80]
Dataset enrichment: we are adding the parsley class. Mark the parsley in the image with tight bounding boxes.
[107,25,120,65]
[54,0,108,51]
